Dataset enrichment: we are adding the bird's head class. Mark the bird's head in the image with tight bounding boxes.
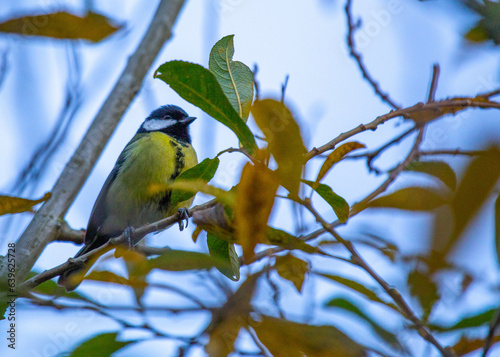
[138,105,196,143]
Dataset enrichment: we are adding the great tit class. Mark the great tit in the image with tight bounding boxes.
[58,105,198,291]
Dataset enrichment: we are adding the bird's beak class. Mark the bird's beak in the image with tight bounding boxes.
[183,116,196,125]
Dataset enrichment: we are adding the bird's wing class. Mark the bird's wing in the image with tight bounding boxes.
[82,135,143,250]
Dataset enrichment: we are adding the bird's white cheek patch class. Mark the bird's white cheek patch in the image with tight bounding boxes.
[142,119,176,131]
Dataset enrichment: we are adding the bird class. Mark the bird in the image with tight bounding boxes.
[58,105,198,291]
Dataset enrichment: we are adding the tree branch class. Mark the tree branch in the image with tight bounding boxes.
[305,96,500,161]
[18,199,217,292]
[3,0,187,284]
[302,200,456,357]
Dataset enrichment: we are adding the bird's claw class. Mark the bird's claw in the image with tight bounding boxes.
[124,226,135,249]
[177,208,190,231]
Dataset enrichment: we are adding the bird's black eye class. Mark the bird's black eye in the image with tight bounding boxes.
[163,115,171,120]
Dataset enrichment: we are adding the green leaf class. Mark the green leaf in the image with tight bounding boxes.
[0,192,51,216]
[404,160,457,190]
[407,270,439,322]
[251,99,307,196]
[170,158,220,207]
[429,308,497,332]
[495,194,500,267]
[325,297,406,352]
[207,232,240,281]
[134,249,218,275]
[250,315,367,357]
[265,227,318,254]
[154,61,257,153]
[0,11,121,42]
[275,254,308,293]
[303,180,349,223]
[68,332,134,357]
[368,187,448,211]
[318,273,398,311]
[209,35,254,120]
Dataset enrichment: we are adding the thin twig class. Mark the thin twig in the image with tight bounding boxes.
[302,126,426,242]
[345,0,401,110]
[478,88,500,99]
[482,306,500,357]
[348,127,417,173]
[304,96,500,161]
[253,64,260,101]
[427,64,440,103]
[281,75,289,103]
[418,149,486,157]
[302,200,455,357]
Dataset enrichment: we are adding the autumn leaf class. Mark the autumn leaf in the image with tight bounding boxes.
[251,315,366,357]
[251,99,306,196]
[315,141,365,183]
[0,192,51,216]
[0,11,121,42]
[275,254,308,293]
[235,163,279,262]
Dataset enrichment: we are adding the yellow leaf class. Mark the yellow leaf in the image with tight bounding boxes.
[0,11,121,42]
[275,254,308,293]
[192,226,203,243]
[368,187,448,211]
[160,180,235,207]
[0,192,51,216]
[84,270,147,289]
[251,99,306,196]
[315,141,365,183]
[251,315,366,357]
[235,163,279,262]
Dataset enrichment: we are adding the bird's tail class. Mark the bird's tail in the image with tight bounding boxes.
[57,244,93,291]
[57,265,90,292]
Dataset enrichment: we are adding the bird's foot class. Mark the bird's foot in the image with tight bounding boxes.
[124,226,135,249]
[177,208,190,231]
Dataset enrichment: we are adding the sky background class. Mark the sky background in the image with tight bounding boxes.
[0,0,499,356]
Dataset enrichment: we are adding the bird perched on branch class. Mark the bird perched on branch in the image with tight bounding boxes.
[58,105,198,291]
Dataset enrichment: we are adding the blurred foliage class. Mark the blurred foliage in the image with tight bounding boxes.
[3,2,500,355]
[0,192,50,216]
[465,0,500,44]
[0,11,120,42]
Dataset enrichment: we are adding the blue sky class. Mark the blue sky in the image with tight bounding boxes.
[1,0,499,356]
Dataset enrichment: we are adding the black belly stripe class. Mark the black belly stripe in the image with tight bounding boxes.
[170,140,185,180]
[158,140,186,212]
